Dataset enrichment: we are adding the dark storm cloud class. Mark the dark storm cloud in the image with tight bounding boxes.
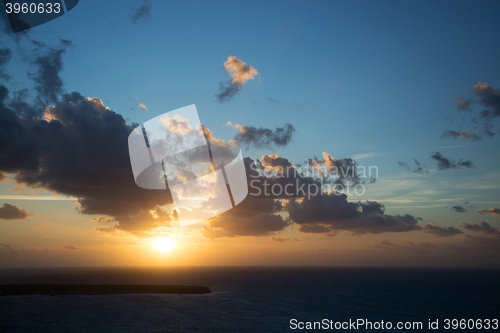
[130,0,152,24]
[398,158,429,173]
[478,207,500,217]
[216,56,258,102]
[430,152,475,170]
[440,130,482,141]
[285,193,422,235]
[0,86,173,237]
[0,47,12,80]
[422,224,462,237]
[0,203,32,220]
[451,205,467,213]
[461,221,500,236]
[454,97,472,111]
[231,122,295,149]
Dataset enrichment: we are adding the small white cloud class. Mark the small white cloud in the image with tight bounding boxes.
[138,102,148,111]
[351,152,381,161]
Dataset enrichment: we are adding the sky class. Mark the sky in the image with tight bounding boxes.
[0,0,499,268]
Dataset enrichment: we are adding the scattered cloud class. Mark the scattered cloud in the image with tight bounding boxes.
[0,203,32,220]
[454,97,472,111]
[474,82,500,120]
[63,245,78,250]
[90,216,114,223]
[461,221,500,236]
[271,237,300,242]
[441,82,500,141]
[216,56,258,102]
[130,0,152,24]
[376,240,435,254]
[430,152,475,170]
[451,205,467,213]
[422,223,462,237]
[95,226,117,233]
[138,102,148,111]
[440,130,482,141]
[478,207,500,217]
[0,243,49,253]
[29,39,74,106]
[229,122,295,149]
[398,158,429,173]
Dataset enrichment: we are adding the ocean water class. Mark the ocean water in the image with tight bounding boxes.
[0,267,498,332]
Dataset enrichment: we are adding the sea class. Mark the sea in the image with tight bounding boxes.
[0,267,498,332]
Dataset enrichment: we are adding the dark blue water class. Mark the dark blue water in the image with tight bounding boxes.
[0,267,498,332]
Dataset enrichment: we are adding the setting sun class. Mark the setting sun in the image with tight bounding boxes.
[154,238,175,252]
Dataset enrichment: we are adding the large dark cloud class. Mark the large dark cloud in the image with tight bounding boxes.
[202,155,378,238]
[0,87,173,237]
[422,224,462,237]
[430,152,475,170]
[461,221,500,236]
[202,195,289,239]
[0,203,32,220]
[231,122,295,149]
[286,193,422,236]
[130,0,152,24]
[478,207,500,217]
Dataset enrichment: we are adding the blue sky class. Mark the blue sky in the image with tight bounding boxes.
[1,0,499,266]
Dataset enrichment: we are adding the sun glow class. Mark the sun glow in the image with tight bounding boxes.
[154,238,175,252]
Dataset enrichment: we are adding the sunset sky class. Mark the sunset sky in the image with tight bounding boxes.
[1,0,499,268]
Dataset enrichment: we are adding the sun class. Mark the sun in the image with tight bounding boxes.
[154,238,175,252]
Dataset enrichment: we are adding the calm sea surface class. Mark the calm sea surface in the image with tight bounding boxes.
[0,267,498,332]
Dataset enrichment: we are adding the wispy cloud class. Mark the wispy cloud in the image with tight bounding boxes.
[351,152,381,161]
